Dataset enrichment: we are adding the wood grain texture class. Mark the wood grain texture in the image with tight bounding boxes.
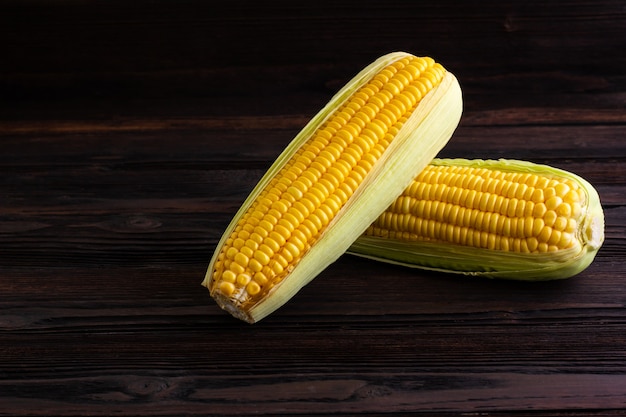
[1,0,625,415]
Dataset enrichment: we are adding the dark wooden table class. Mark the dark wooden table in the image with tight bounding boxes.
[2,1,625,415]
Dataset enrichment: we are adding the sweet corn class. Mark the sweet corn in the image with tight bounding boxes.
[349,158,604,280]
[204,52,463,322]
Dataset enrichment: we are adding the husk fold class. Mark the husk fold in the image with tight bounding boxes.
[203,52,463,322]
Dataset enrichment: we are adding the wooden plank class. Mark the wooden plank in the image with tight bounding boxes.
[1,1,625,415]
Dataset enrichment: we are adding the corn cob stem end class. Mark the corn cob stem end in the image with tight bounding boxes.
[211,291,255,323]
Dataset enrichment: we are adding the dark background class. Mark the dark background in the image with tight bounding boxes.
[1,1,625,415]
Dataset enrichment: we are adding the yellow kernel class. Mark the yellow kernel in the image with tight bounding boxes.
[222,270,237,283]
[519,238,530,253]
[465,189,478,209]
[225,247,238,260]
[533,203,547,218]
[301,218,319,238]
[507,198,519,217]
[330,119,350,134]
[305,182,328,207]
[368,95,385,111]
[484,232,496,250]
[544,210,557,227]
[219,282,235,296]
[515,199,527,218]
[236,273,251,286]
[261,217,277,231]
[284,241,301,260]
[565,218,578,234]
[378,107,397,127]
[244,240,258,253]
[339,178,357,197]
[396,91,414,111]
[366,120,386,140]
[548,229,562,246]
[253,271,268,285]
[404,84,422,102]
[234,252,249,268]
[279,211,297,229]
[267,230,286,248]
[246,281,261,296]
[248,258,263,273]
[237,228,251,240]
[571,201,583,218]
[532,218,545,237]
[360,85,378,97]
[229,261,245,275]
[412,79,430,97]
[277,219,295,235]
[252,227,269,241]
[553,216,568,231]
[492,195,505,214]
[515,183,529,200]
[344,123,361,139]
[505,182,519,199]
[556,202,572,217]
[317,147,342,168]
[535,176,550,190]
[523,201,535,217]
[462,207,474,229]
[478,192,490,212]
[298,195,316,214]
[486,193,499,212]
[554,182,570,197]
[233,238,246,249]
[291,228,308,245]
[564,189,581,204]
[253,249,271,266]
[307,213,324,233]
[524,173,539,187]
[383,77,402,95]
[563,233,577,249]
[347,143,365,162]
[325,195,342,215]
[353,135,374,156]
[544,187,556,200]
[249,232,264,245]
[356,107,375,124]
[271,199,291,214]
[287,186,303,200]
[289,232,307,253]
[500,236,510,251]
[546,195,563,211]
[263,237,280,254]
[516,217,527,238]
[538,226,553,243]
[523,216,535,237]
[313,208,330,227]
[434,201,447,222]
[273,254,288,271]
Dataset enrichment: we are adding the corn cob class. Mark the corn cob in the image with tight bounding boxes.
[203,52,463,322]
[349,158,604,280]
